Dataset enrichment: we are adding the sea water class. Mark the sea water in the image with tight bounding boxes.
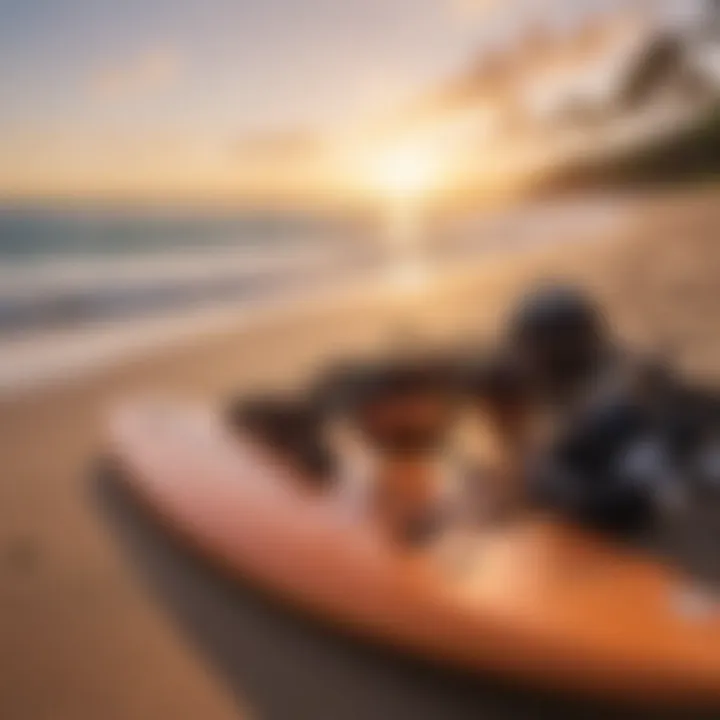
[0,205,383,335]
[0,197,631,394]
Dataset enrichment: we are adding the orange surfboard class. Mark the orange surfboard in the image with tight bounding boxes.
[106,400,720,707]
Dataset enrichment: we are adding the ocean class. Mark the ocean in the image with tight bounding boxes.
[0,205,382,336]
[0,197,631,394]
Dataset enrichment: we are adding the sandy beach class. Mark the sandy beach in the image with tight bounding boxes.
[2,189,720,720]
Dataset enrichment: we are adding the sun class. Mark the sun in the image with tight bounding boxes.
[367,142,442,202]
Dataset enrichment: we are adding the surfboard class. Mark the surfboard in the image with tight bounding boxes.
[105,400,720,707]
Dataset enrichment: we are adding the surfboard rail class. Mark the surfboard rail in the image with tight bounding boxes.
[105,400,720,707]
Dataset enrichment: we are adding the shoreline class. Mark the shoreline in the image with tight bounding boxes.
[0,193,636,399]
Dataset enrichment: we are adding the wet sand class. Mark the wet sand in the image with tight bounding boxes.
[1,189,720,720]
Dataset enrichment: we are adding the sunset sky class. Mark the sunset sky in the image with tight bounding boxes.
[0,0,697,204]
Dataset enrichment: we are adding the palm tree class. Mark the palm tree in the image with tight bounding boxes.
[618,34,686,109]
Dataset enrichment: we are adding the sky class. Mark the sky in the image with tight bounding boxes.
[0,0,499,201]
[0,0,700,203]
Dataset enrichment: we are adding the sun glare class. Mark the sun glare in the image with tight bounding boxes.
[368,143,441,202]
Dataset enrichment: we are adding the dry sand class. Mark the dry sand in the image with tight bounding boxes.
[1,189,719,720]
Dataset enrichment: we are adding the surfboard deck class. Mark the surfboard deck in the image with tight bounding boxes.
[105,400,720,707]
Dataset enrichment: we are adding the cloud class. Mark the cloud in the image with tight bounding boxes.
[449,0,503,19]
[449,0,610,23]
[90,46,183,101]
[231,129,328,164]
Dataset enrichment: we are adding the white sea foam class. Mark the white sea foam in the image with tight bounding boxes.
[0,242,357,305]
[0,273,376,397]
